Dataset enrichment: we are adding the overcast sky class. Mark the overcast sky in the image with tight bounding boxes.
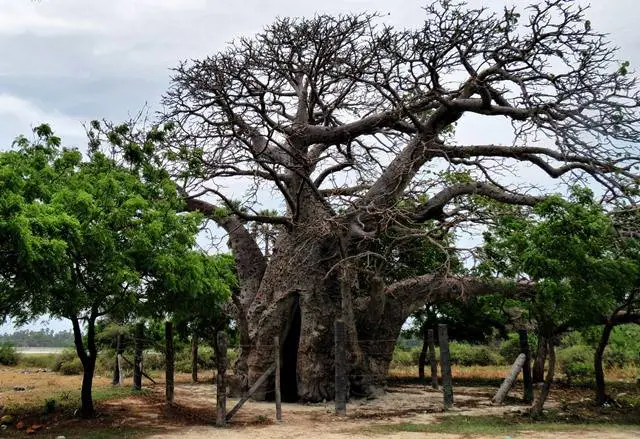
[1,0,638,334]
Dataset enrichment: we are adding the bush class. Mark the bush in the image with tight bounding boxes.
[144,351,165,371]
[499,336,521,364]
[391,347,415,367]
[558,345,594,384]
[0,343,19,366]
[449,343,501,366]
[54,348,82,374]
[59,357,84,375]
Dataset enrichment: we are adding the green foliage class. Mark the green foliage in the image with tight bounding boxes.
[558,345,595,384]
[53,348,80,373]
[605,325,640,367]
[0,342,19,366]
[480,188,639,336]
[449,343,502,366]
[499,336,522,364]
[392,347,419,367]
[59,357,84,375]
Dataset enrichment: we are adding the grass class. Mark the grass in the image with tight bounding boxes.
[367,414,640,436]
[0,365,151,415]
[0,426,156,438]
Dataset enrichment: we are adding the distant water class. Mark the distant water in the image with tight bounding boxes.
[16,347,66,355]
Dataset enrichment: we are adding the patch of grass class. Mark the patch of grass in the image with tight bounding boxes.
[367,415,640,436]
[16,353,58,369]
[1,426,156,438]
[3,381,148,416]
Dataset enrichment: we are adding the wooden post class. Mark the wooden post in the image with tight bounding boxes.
[274,336,282,422]
[216,331,228,427]
[116,334,125,386]
[492,353,526,404]
[191,333,199,383]
[165,321,175,405]
[112,334,121,385]
[519,330,533,403]
[334,319,347,415]
[133,322,144,391]
[418,327,428,380]
[226,363,276,422]
[438,324,453,409]
[428,329,438,389]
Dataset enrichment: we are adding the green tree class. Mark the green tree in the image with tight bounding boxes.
[480,188,639,413]
[0,125,208,418]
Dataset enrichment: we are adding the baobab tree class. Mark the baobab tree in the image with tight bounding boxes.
[161,0,640,401]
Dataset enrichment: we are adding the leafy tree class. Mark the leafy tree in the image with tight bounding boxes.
[479,189,639,413]
[0,125,207,417]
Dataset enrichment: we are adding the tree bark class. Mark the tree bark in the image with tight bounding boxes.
[595,322,614,405]
[531,339,556,416]
[519,330,533,403]
[191,333,199,383]
[71,316,97,419]
[532,335,547,384]
[112,335,120,385]
[165,321,175,405]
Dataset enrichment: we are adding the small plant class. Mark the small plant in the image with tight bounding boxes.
[44,398,57,414]
[558,345,594,384]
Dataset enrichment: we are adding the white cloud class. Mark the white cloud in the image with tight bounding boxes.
[0,1,103,36]
[0,94,86,147]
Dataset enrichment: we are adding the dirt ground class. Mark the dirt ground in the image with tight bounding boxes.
[101,381,639,439]
[2,368,639,438]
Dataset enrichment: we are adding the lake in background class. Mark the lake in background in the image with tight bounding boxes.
[16,347,66,355]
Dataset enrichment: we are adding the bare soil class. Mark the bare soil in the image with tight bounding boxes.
[2,368,638,438]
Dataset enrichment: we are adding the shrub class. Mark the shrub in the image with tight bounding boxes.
[558,345,594,384]
[391,347,415,367]
[54,349,81,374]
[59,357,84,375]
[144,351,165,371]
[0,343,19,366]
[449,343,501,366]
[499,336,521,364]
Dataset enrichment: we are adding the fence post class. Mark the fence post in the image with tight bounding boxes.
[274,336,282,422]
[133,322,144,391]
[492,353,526,404]
[428,329,438,389]
[438,324,453,409]
[165,321,175,405]
[113,334,124,386]
[216,331,228,427]
[334,319,347,415]
[519,330,533,403]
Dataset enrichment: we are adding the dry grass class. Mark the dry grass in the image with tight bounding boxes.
[0,367,112,410]
[390,365,510,380]
[390,364,639,383]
